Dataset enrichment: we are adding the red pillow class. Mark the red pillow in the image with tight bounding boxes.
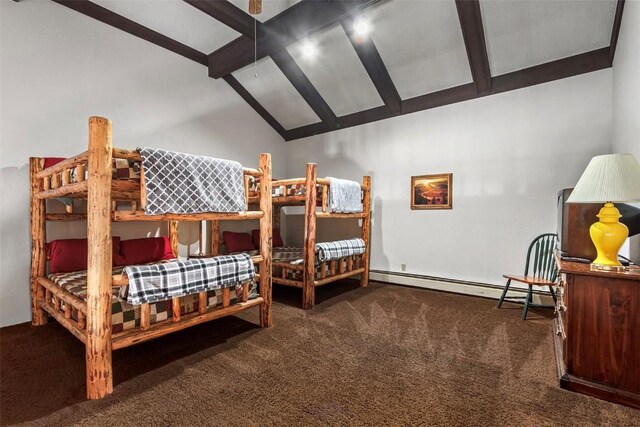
[223,231,255,254]
[252,228,284,249]
[44,157,66,168]
[48,237,124,273]
[120,237,175,265]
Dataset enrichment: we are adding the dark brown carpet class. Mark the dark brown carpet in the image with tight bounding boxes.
[1,281,638,426]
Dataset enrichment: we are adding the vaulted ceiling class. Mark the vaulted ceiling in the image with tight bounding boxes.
[43,0,624,141]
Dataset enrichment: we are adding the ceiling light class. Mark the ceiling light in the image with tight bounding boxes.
[353,17,370,36]
[301,40,317,59]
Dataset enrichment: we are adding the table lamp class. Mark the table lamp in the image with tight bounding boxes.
[567,153,640,271]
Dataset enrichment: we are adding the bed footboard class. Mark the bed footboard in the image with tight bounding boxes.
[273,253,366,288]
[112,293,263,350]
[35,276,88,342]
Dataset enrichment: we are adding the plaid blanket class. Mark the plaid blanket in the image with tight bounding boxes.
[139,147,246,215]
[316,238,366,262]
[124,254,255,304]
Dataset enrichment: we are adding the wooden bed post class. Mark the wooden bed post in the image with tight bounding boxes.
[259,153,273,327]
[303,163,317,309]
[360,176,371,287]
[273,205,281,231]
[210,220,219,256]
[30,157,48,325]
[168,221,179,256]
[85,116,114,399]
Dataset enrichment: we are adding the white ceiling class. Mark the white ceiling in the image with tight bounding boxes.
[90,0,618,130]
[232,56,320,130]
[481,0,617,76]
[93,0,241,53]
[363,0,473,100]
[287,23,384,117]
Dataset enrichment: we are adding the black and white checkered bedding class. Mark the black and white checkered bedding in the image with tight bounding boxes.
[316,238,366,262]
[49,264,256,334]
[123,254,255,304]
[139,147,246,215]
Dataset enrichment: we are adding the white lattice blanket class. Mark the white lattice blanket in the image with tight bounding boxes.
[139,147,246,215]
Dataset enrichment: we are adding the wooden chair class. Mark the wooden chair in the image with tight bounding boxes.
[497,233,558,320]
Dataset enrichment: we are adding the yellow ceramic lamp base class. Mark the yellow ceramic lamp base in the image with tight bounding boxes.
[589,202,628,270]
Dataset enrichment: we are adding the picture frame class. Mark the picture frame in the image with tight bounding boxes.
[411,173,453,210]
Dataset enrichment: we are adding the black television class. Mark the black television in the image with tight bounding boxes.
[557,188,640,260]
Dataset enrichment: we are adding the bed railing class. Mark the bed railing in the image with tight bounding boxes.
[268,176,367,213]
[32,148,266,214]
[273,253,366,287]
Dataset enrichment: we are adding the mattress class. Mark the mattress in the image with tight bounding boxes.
[48,264,258,334]
[273,246,304,264]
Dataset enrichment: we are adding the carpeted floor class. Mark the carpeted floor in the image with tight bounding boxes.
[1,281,638,426]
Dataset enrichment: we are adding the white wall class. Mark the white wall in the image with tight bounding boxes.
[612,0,640,262]
[0,1,287,326]
[285,70,613,286]
[613,0,640,158]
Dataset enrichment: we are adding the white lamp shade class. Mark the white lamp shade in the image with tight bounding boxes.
[567,153,640,203]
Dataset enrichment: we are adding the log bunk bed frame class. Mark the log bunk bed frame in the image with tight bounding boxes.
[29,116,273,399]
[247,163,371,309]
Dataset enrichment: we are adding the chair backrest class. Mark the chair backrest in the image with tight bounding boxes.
[523,233,558,281]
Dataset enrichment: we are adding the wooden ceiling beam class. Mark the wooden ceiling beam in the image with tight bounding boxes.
[455,0,491,94]
[52,0,208,65]
[183,0,256,39]
[609,0,626,63]
[271,49,337,128]
[284,48,611,141]
[185,0,340,131]
[340,18,402,115]
[491,47,611,94]
[223,75,287,139]
[185,0,336,132]
[50,0,287,139]
[208,0,382,79]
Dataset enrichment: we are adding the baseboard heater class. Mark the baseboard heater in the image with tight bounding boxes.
[369,270,555,305]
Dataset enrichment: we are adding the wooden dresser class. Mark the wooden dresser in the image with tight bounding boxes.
[554,256,640,408]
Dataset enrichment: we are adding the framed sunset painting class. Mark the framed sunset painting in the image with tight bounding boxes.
[411,173,452,210]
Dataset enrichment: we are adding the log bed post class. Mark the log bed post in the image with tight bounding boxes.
[30,157,48,325]
[168,221,179,256]
[360,176,371,287]
[303,163,317,309]
[85,116,114,399]
[168,220,181,321]
[273,205,281,231]
[259,153,273,327]
[210,220,219,256]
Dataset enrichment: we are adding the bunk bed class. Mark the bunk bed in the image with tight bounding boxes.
[215,163,371,309]
[29,116,273,400]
